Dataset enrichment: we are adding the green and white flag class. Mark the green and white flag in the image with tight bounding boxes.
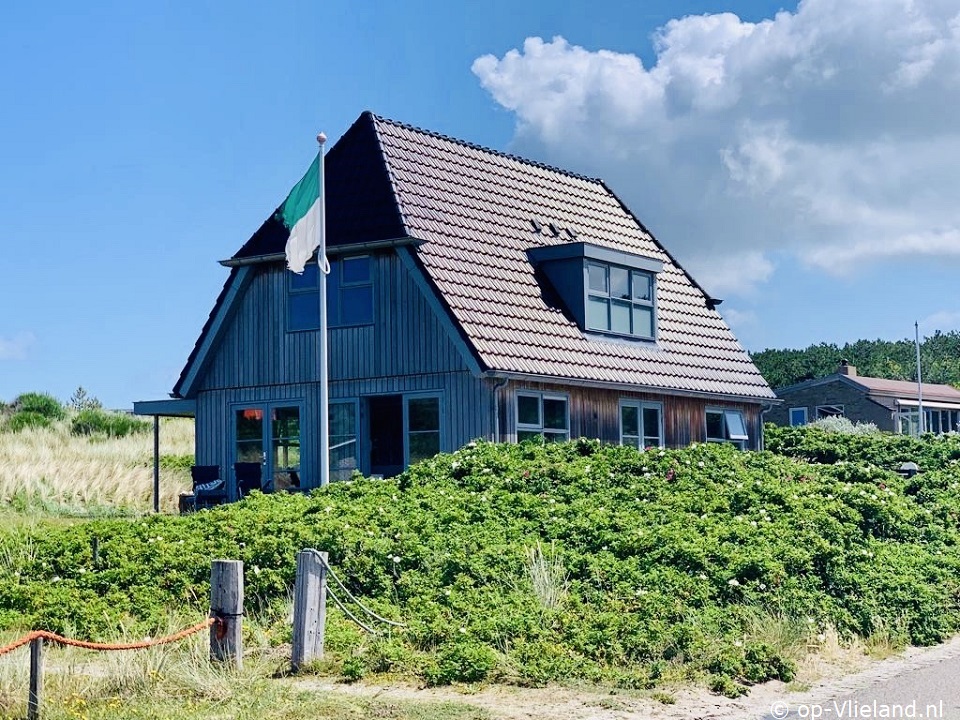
[280,153,322,274]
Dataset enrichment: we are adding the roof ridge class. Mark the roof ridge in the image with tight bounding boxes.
[369,111,603,185]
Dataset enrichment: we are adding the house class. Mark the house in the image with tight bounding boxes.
[769,360,960,435]
[135,111,775,500]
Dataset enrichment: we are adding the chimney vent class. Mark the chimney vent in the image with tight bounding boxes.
[838,359,857,377]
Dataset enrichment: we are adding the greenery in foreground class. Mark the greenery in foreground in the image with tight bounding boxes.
[3,427,960,700]
[751,330,960,388]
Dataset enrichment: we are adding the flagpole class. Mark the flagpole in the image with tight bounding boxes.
[915,320,924,436]
[317,132,330,487]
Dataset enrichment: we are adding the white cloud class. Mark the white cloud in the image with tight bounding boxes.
[721,307,758,330]
[921,310,960,333]
[0,332,35,360]
[473,0,960,295]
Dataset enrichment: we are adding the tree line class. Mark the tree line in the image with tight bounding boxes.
[751,330,960,389]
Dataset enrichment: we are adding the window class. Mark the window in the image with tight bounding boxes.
[789,407,808,427]
[705,409,749,449]
[517,392,569,442]
[288,263,321,331]
[585,262,655,339]
[406,396,441,464]
[327,255,373,326]
[897,408,960,437]
[816,405,844,419]
[287,256,374,332]
[620,400,663,449]
[329,401,358,482]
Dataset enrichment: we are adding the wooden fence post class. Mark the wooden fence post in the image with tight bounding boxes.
[291,549,327,671]
[210,559,243,669]
[27,637,42,720]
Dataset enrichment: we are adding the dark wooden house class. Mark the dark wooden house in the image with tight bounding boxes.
[136,112,775,499]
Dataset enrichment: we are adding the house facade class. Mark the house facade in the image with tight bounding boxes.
[769,361,960,435]
[136,112,775,499]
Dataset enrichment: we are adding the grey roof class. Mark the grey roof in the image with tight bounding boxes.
[221,112,774,401]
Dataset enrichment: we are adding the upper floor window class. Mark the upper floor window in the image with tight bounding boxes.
[586,262,655,339]
[706,408,749,449]
[287,255,374,332]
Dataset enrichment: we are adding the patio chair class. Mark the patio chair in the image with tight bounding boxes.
[190,465,226,509]
[234,462,263,498]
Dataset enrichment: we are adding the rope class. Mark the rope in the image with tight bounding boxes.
[307,549,405,628]
[325,586,377,635]
[0,617,216,658]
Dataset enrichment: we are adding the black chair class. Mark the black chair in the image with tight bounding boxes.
[234,462,263,498]
[190,465,226,509]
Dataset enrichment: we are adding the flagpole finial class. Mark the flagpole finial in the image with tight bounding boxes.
[317,132,327,146]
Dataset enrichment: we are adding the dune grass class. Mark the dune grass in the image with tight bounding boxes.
[0,418,194,515]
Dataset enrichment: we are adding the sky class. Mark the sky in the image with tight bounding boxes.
[1,0,959,408]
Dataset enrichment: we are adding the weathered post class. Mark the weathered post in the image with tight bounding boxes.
[209,559,243,669]
[27,637,43,720]
[291,549,327,671]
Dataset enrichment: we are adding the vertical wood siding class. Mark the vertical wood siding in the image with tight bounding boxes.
[498,380,762,450]
[199,252,469,391]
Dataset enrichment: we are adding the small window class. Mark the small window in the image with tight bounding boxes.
[789,407,808,427]
[327,255,374,327]
[288,263,321,331]
[620,400,663,449]
[816,405,844,419]
[517,392,569,442]
[706,409,749,449]
[585,262,655,339]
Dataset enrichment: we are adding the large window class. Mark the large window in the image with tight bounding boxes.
[620,400,663,449]
[287,256,374,332]
[706,409,749,449]
[789,407,808,427]
[329,400,358,482]
[517,392,569,442]
[585,262,654,339]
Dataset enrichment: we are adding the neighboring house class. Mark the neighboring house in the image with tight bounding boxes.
[769,361,960,435]
[135,111,775,499]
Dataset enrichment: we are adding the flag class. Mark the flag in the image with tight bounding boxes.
[280,153,321,274]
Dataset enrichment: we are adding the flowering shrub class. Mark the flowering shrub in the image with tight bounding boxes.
[1,435,960,693]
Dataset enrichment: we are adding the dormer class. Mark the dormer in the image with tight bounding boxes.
[527,241,664,342]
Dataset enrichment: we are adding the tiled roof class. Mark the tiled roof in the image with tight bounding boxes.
[225,111,774,401]
[371,114,773,399]
[852,376,960,403]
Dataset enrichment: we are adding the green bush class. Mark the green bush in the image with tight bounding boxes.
[1,435,960,691]
[13,392,64,420]
[71,409,149,438]
[6,411,52,433]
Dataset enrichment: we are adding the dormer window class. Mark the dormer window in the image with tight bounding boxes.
[527,241,662,342]
[586,262,654,339]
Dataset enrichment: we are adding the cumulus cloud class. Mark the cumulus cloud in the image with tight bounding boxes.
[473,0,960,295]
[0,332,35,360]
[921,310,960,333]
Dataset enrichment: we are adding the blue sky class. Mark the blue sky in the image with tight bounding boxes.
[2,0,959,408]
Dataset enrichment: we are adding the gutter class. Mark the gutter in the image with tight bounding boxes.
[483,370,780,407]
[758,400,777,451]
[219,237,424,267]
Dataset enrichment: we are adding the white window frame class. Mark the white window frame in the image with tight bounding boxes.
[516,392,570,442]
[789,407,808,427]
[816,405,845,419]
[584,261,656,340]
[403,392,444,467]
[705,408,749,449]
[619,399,664,449]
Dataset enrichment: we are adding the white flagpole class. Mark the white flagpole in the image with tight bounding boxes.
[317,132,330,487]
[915,320,924,436]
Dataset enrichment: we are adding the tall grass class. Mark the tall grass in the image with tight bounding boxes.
[0,418,194,514]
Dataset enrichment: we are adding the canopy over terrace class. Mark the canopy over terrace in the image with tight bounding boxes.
[133,399,196,512]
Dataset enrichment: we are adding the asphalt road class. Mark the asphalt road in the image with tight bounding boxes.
[761,650,960,720]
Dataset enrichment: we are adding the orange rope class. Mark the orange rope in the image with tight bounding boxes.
[0,617,216,657]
